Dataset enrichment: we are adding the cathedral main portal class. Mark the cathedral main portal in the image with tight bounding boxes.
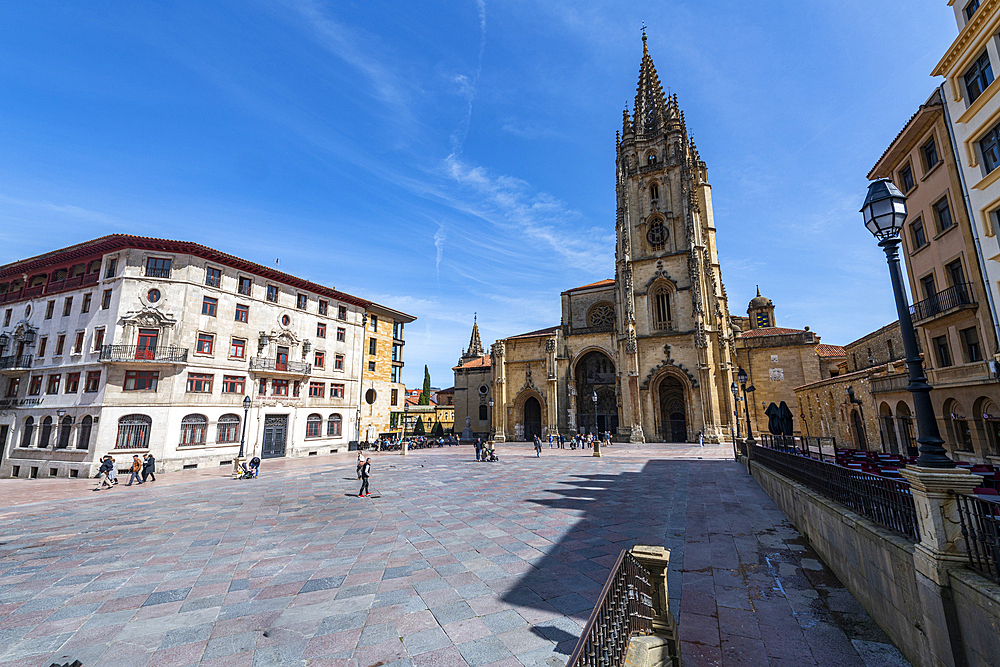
[658,376,688,442]
[576,351,619,436]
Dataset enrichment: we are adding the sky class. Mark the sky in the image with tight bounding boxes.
[0,0,960,389]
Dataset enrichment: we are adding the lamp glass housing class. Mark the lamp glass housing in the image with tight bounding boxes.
[861,178,908,240]
[737,367,748,385]
[243,395,251,410]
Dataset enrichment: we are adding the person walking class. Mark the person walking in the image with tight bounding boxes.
[107,456,118,485]
[698,430,704,447]
[95,456,115,490]
[125,455,143,486]
[548,434,553,449]
[357,451,365,479]
[534,437,542,458]
[358,458,371,497]
[141,454,156,482]
[474,437,482,462]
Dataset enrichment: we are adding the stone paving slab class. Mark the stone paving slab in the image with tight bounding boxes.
[0,443,908,666]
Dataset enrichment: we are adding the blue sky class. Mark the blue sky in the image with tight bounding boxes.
[0,0,958,389]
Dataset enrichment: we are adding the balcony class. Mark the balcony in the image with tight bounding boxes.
[249,357,312,376]
[910,282,977,323]
[100,345,188,364]
[145,267,171,279]
[871,374,909,394]
[0,355,33,374]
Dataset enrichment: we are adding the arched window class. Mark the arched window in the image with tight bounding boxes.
[217,414,241,443]
[20,417,34,448]
[39,416,53,448]
[57,416,73,449]
[646,217,668,251]
[180,414,207,445]
[944,399,973,452]
[587,302,615,331]
[78,416,93,450]
[647,153,657,166]
[327,414,342,437]
[649,183,659,203]
[976,398,1000,456]
[117,415,151,449]
[306,414,322,438]
[479,405,488,421]
[651,285,672,331]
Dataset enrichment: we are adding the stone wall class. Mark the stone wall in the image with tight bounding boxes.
[949,568,1000,667]
[844,321,903,373]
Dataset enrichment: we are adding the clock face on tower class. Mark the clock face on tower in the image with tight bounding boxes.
[646,220,668,246]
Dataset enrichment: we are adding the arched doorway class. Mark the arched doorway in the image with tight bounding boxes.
[896,401,916,455]
[523,397,542,441]
[850,409,868,450]
[878,402,898,454]
[575,351,618,436]
[658,375,687,442]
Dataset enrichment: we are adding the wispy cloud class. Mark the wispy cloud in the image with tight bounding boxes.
[433,222,446,278]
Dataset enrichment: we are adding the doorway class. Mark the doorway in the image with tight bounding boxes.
[658,376,687,442]
[136,329,158,360]
[575,350,619,436]
[262,414,288,458]
[276,347,289,371]
[0,424,8,468]
[523,397,542,441]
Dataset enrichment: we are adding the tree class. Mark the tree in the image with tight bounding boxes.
[413,416,426,435]
[432,421,444,437]
[419,365,431,405]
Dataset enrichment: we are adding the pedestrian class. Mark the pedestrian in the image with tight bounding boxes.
[548,434,553,449]
[95,456,115,490]
[141,454,156,482]
[475,437,482,462]
[534,438,542,458]
[357,451,365,479]
[125,455,143,486]
[249,456,260,478]
[559,434,565,449]
[107,456,118,484]
[698,430,704,447]
[358,458,371,497]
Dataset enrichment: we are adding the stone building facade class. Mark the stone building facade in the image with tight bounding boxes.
[0,235,414,478]
[487,37,738,443]
[452,317,494,440]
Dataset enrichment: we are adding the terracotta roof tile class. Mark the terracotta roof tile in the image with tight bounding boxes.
[564,279,615,292]
[453,355,491,370]
[737,327,806,338]
[815,344,846,358]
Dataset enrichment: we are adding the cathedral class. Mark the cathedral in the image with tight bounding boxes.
[457,36,739,443]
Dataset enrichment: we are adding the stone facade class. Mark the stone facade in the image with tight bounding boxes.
[452,318,494,440]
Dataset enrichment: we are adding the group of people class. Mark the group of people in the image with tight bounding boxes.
[531,432,613,455]
[473,438,498,462]
[95,453,155,490]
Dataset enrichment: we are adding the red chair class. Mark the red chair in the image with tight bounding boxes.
[974,488,999,496]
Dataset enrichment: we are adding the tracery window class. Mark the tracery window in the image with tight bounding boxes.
[646,218,668,251]
[652,285,673,331]
[587,303,615,330]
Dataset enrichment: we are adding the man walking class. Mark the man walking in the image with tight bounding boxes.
[95,456,115,490]
[125,455,143,486]
[141,454,156,482]
[534,437,542,458]
[358,458,371,497]
[475,437,482,462]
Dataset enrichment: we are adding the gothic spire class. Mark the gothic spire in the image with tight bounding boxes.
[633,32,668,135]
[465,315,485,358]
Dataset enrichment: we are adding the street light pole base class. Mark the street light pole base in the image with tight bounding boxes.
[593,442,602,457]
[231,457,245,478]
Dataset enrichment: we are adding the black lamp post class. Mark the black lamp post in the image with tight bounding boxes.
[591,390,602,457]
[862,178,953,468]
[730,381,741,439]
[401,403,409,442]
[488,397,494,440]
[238,395,251,459]
[737,367,755,445]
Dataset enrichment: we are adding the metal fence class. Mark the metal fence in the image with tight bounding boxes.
[955,493,1000,584]
[750,444,919,540]
[100,345,188,363]
[566,550,654,667]
[756,434,838,461]
[910,281,975,321]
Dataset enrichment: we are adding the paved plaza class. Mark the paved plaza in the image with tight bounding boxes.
[0,443,908,667]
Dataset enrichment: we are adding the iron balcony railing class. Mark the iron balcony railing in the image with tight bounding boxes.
[751,443,919,540]
[756,434,838,461]
[100,345,188,363]
[145,267,171,278]
[955,492,1000,585]
[871,374,910,394]
[566,550,654,667]
[249,357,312,374]
[0,354,32,370]
[910,282,976,322]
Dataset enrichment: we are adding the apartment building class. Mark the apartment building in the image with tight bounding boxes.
[0,235,414,478]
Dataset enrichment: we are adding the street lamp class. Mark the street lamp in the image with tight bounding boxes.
[737,367,755,445]
[861,178,953,468]
[730,381,741,439]
[591,390,602,457]
[238,395,251,459]
[488,398,494,441]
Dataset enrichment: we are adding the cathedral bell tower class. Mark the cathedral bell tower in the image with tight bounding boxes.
[614,31,735,443]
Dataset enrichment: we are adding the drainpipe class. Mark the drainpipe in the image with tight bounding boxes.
[940,82,1000,356]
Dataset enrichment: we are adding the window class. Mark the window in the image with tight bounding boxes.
[196,333,214,355]
[331,383,345,398]
[81,293,92,313]
[371,315,378,331]
[73,331,85,354]
[318,300,328,315]
[306,414,322,438]
[922,139,939,170]
[124,370,159,391]
[85,371,101,392]
[217,414,241,443]
[202,296,218,317]
[105,258,118,279]
[116,414,151,449]
[186,373,214,393]
[235,304,249,323]
[101,289,112,310]
[297,293,308,310]
[39,417,53,448]
[911,218,927,249]
[145,257,171,278]
[480,405,488,420]
[921,274,937,299]
[961,327,983,362]
[391,388,398,405]
[258,379,267,395]
[338,305,347,320]
[3,309,10,326]
[205,267,222,287]
[650,183,659,202]
[646,219,667,251]
[44,301,54,319]
[314,351,325,368]
[368,361,376,372]
[391,366,399,383]
[888,339,895,360]
[293,380,301,397]
[317,323,326,338]
[78,415,93,449]
[393,322,402,339]
[230,338,246,359]
[933,197,953,233]
[335,354,344,370]
[238,277,252,296]
[65,373,80,393]
[20,417,33,447]
[46,375,61,395]
[272,379,289,396]
[337,327,346,342]
[5,377,19,397]
[964,51,994,104]
[933,335,953,367]
[55,334,65,356]
[966,0,980,20]
[38,337,47,357]
[180,415,207,445]
[222,375,245,394]
[392,344,401,361]
[369,338,377,355]
[899,164,914,192]
[651,286,672,330]
[94,328,105,351]
[947,259,966,288]
[647,153,657,165]
[327,414,342,437]
[28,376,41,396]
[266,285,279,302]
[309,381,325,398]
[281,314,290,327]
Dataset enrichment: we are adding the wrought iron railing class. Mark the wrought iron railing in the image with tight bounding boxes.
[751,444,919,540]
[566,550,654,667]
[955,492,1000,584]
[249,357,312,374]
[871,374,910,394]
[756,434,838,461]
[145,267,171,278]
[910,282,976,322]
[0,354,33,370]
[100,345,188,363]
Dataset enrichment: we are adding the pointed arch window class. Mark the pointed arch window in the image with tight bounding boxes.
[78,416,93,450]
[649,183,659,204]
[651,285,673,331]
[21,416,34,448]
[647,153,657,166]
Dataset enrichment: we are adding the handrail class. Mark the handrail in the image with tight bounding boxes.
[0,354,32,370]
[100,345,188,363]
[955,492,1000,584]
[249,356,312,374]
[910,282,976,321]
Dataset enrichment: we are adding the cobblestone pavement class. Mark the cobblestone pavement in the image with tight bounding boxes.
[0,443,909,667]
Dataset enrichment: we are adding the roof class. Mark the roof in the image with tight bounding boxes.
[453,355,491,370]
[509,326,561,340]
[436,387,455,394]
[737,327,806,339]
[867,89,942,179]
[815,344,847,358]
[0,234,416,321]
[405,395,436,407]
[563,279,615,293]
